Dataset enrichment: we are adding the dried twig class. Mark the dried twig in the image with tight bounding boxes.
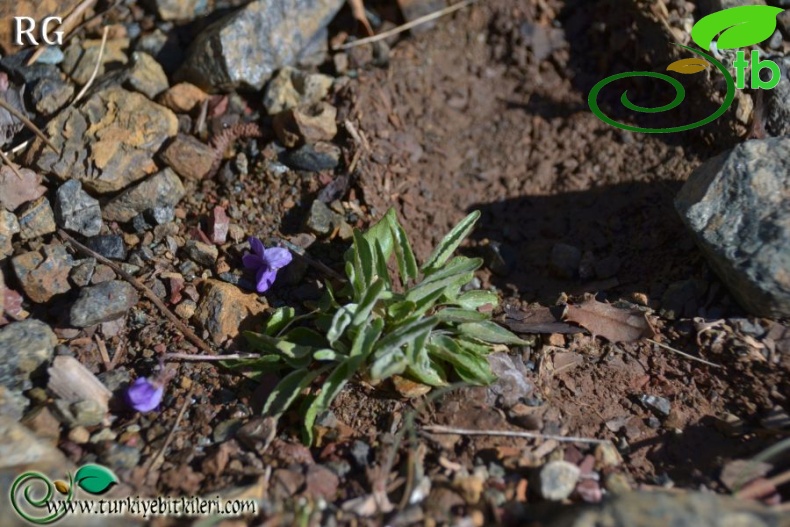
[276,237,347,282]
[163,352,258,362]
[144,386,194,484]
[58,229,214,354]
[735,468,790,500]
[26,0,99,66]
[333,0,478,50]
[0,149,25,179]
[72,26,109,105]
[0,98,59,154]
[421,424,612,445]
[647,338,723,369]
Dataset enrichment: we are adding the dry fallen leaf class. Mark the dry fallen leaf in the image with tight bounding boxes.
[563,298,656,343]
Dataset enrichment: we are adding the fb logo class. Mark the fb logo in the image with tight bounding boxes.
[14,16,64,46]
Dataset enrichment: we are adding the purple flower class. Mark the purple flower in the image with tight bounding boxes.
[242,237,293,293]
[126,377,164,413]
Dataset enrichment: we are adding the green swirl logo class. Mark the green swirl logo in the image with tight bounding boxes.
[10,465,118,524]
[588,5,783,133]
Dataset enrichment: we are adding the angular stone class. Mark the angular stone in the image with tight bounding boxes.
[538,460,581,501]
[85,235,127,261]
[21,406,61,444]
[62,38,130,86]
[176,0,345,91]
[156,82,209,113]
[0,210,19,259]
[70,280,139,327]
[148,0,208,21]
[103,168,186,223]
[0,319,57,391]
[263,66,334,115]
[273,102,337,147]
[675,138,790,317]
[193,280,267,345]
[183,240,218,266]
[160,134,216,180]
[12,244,73,303]
[27,87,178,194]
[0,165,46,212]
[282,142,341,172]
[126,51,169,99]
[209,207,230,244]
[53,179,102,236]
[17,197,56,240]
[31,76,74,116]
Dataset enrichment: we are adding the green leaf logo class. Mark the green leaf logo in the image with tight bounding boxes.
[74,464,118,495]
[692,5,782,51]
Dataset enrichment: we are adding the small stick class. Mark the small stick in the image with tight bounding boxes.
[422,424,612,445]
[0,98,59,154]
[333,0,478,50]
[144,386,194,483]
[735,468,790,500]
[276,237,347,282]
[58,229,214,355]
[94,335,112,370]
[163,352,258,362]
[72,26,109,105]
[647,338,723,369]
[0,149,25,179]
[26,0,99,66]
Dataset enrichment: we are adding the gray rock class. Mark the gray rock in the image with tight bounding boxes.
[545,490,789,527]
[0,386,29,421]
[0,319,57,392]
[183,240,218,266]
[549,243,582,279]
[639,394,672,417]
[12,244,74,303]
[62,38,130,86]
[103,168,186,223]
[85,235,127,261]
[306,199,338,235]
[263,66,334,115]
[145,206,175,226]
[538,460,581,501]
[675,138,790,317]
[281,142,340,171]
[69,258,96,287]
[54,179,102,236]
[763,56,790,137]
[147,0,208,21]
[70,281,139,327]
[53,399,105,427]
[31,77,74,116]
[125,51,169,99]
[27,87,178,195]
[660,279,704,319]
[98,442,141,472]
[176,0,345,91]
[0,210,19,259]
[17,197,56,240]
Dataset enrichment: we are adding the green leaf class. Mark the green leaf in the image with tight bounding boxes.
[302,355,365,444]
[453,290,499,310]
[457,320,530,345]
[406,257,481,304]
[327,304,356,347]
[362,209,395,261]
[74,464,118,495]
[353,229,376,290]
[387,212,419,283]
[263,366,331,419]
[221,354,282,371]
[405,332,446,387]
[313,348,345,361]
[352,278,385,327]
[350,317,384,358]
[427,341,496,385]
[388,300,416,323]
[373,241,392,290]
[263,307,297,336]
[370,317,438,380]
[435,307,490,323]
[691,5,782,51]
[422,210,480,275]
[370,349,407,380]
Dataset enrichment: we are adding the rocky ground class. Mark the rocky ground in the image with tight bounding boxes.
[0,0,789,526]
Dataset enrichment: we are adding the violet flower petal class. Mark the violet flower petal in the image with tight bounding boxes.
[249,237,266,257]
[263,247,292,270]
[126,377,164,413]
[255,267,278,293]
[242,253,265,270]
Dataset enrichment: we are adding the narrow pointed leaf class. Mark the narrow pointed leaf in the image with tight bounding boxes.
[453,290,499,310]
[422,210,481,274]
[387,212,419,282]
[263,366,331,419]
[457,320,531,345]
[435,307,490,323]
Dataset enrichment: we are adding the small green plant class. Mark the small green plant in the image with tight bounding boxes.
[230,208,528,444]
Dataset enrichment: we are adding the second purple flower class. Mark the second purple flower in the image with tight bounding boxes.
[243,237,293,293]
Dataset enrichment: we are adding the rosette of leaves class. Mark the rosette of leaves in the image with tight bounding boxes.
[230,209,528,444]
